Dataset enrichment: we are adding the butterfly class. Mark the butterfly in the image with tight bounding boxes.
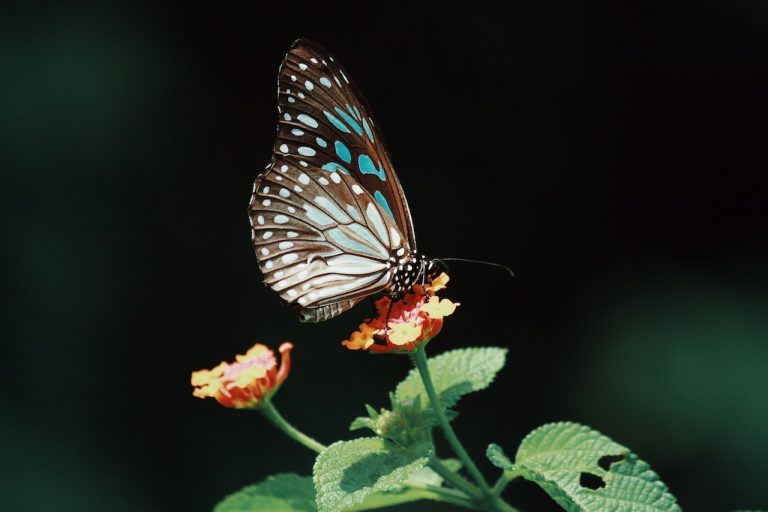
[248,39,444,322]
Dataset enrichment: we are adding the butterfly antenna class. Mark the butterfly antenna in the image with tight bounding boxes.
[437,258,515,278]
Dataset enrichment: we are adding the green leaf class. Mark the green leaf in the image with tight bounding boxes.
[313,437,432,512]
[214,473,316,512]
[489,422,681,512]
[343,487,434,512]
[395,347,507,409]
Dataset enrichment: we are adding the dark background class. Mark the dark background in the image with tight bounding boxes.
[2,1,767,511]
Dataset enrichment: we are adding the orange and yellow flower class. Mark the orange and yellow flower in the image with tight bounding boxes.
[191,342,293,408]
[342,273,459,353]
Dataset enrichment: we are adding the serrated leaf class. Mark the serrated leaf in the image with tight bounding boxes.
[313,437,431,512]
[214,473,316,512]
[395,347,507,409]
[489,422,681,512]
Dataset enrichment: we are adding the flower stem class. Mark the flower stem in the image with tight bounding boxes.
[410,346,494,501]
[258,399,326,454]
[428,457,480,497]
[407,483,477,509]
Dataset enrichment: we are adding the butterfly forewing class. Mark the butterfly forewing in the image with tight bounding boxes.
[274,39,417,249]
[249,158,406,322]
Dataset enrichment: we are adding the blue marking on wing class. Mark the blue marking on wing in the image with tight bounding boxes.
[352,105,362,120]
[321,162,350,174]
[362,118,374,143]
[335,141,352,163]
[358,154,386,181]
[334,107,363,136]
[323,111,351,133]
[374,190,394,219]
[316,137,328,148]
[327,227,383,258]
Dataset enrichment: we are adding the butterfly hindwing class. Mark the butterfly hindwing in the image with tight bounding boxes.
[273,39,417,250]
[249,158,406,322]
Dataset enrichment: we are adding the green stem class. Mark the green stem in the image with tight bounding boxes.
[429,458,480,497]
[492,469,521,498]
[258,399,326,454]
[408,483,477,509]
[410,346,494,500]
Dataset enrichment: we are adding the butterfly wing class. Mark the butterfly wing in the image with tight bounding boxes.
[273,38,417,250]
[248,159,406,322]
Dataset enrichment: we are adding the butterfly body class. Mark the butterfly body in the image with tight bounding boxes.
[249,39,440,322]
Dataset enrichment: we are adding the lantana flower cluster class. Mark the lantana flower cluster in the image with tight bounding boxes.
[191,342,293,409]
[342,273,459,353]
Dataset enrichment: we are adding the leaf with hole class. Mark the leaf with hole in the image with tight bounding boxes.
[488,422,681,512]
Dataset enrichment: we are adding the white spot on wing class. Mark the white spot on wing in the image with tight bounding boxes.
[298,147,316,157]
[297,114,318,128]
[282,253,299,264]
[274,215,289,224]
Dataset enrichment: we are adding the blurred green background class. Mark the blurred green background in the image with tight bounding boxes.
[1,1,766,511]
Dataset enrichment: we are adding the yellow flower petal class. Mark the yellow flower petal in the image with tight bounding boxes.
[238,343,271,362]
[425,272,450,295]
[342,323,377,350]
[388,321,422,345]
[421,296,459,319]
